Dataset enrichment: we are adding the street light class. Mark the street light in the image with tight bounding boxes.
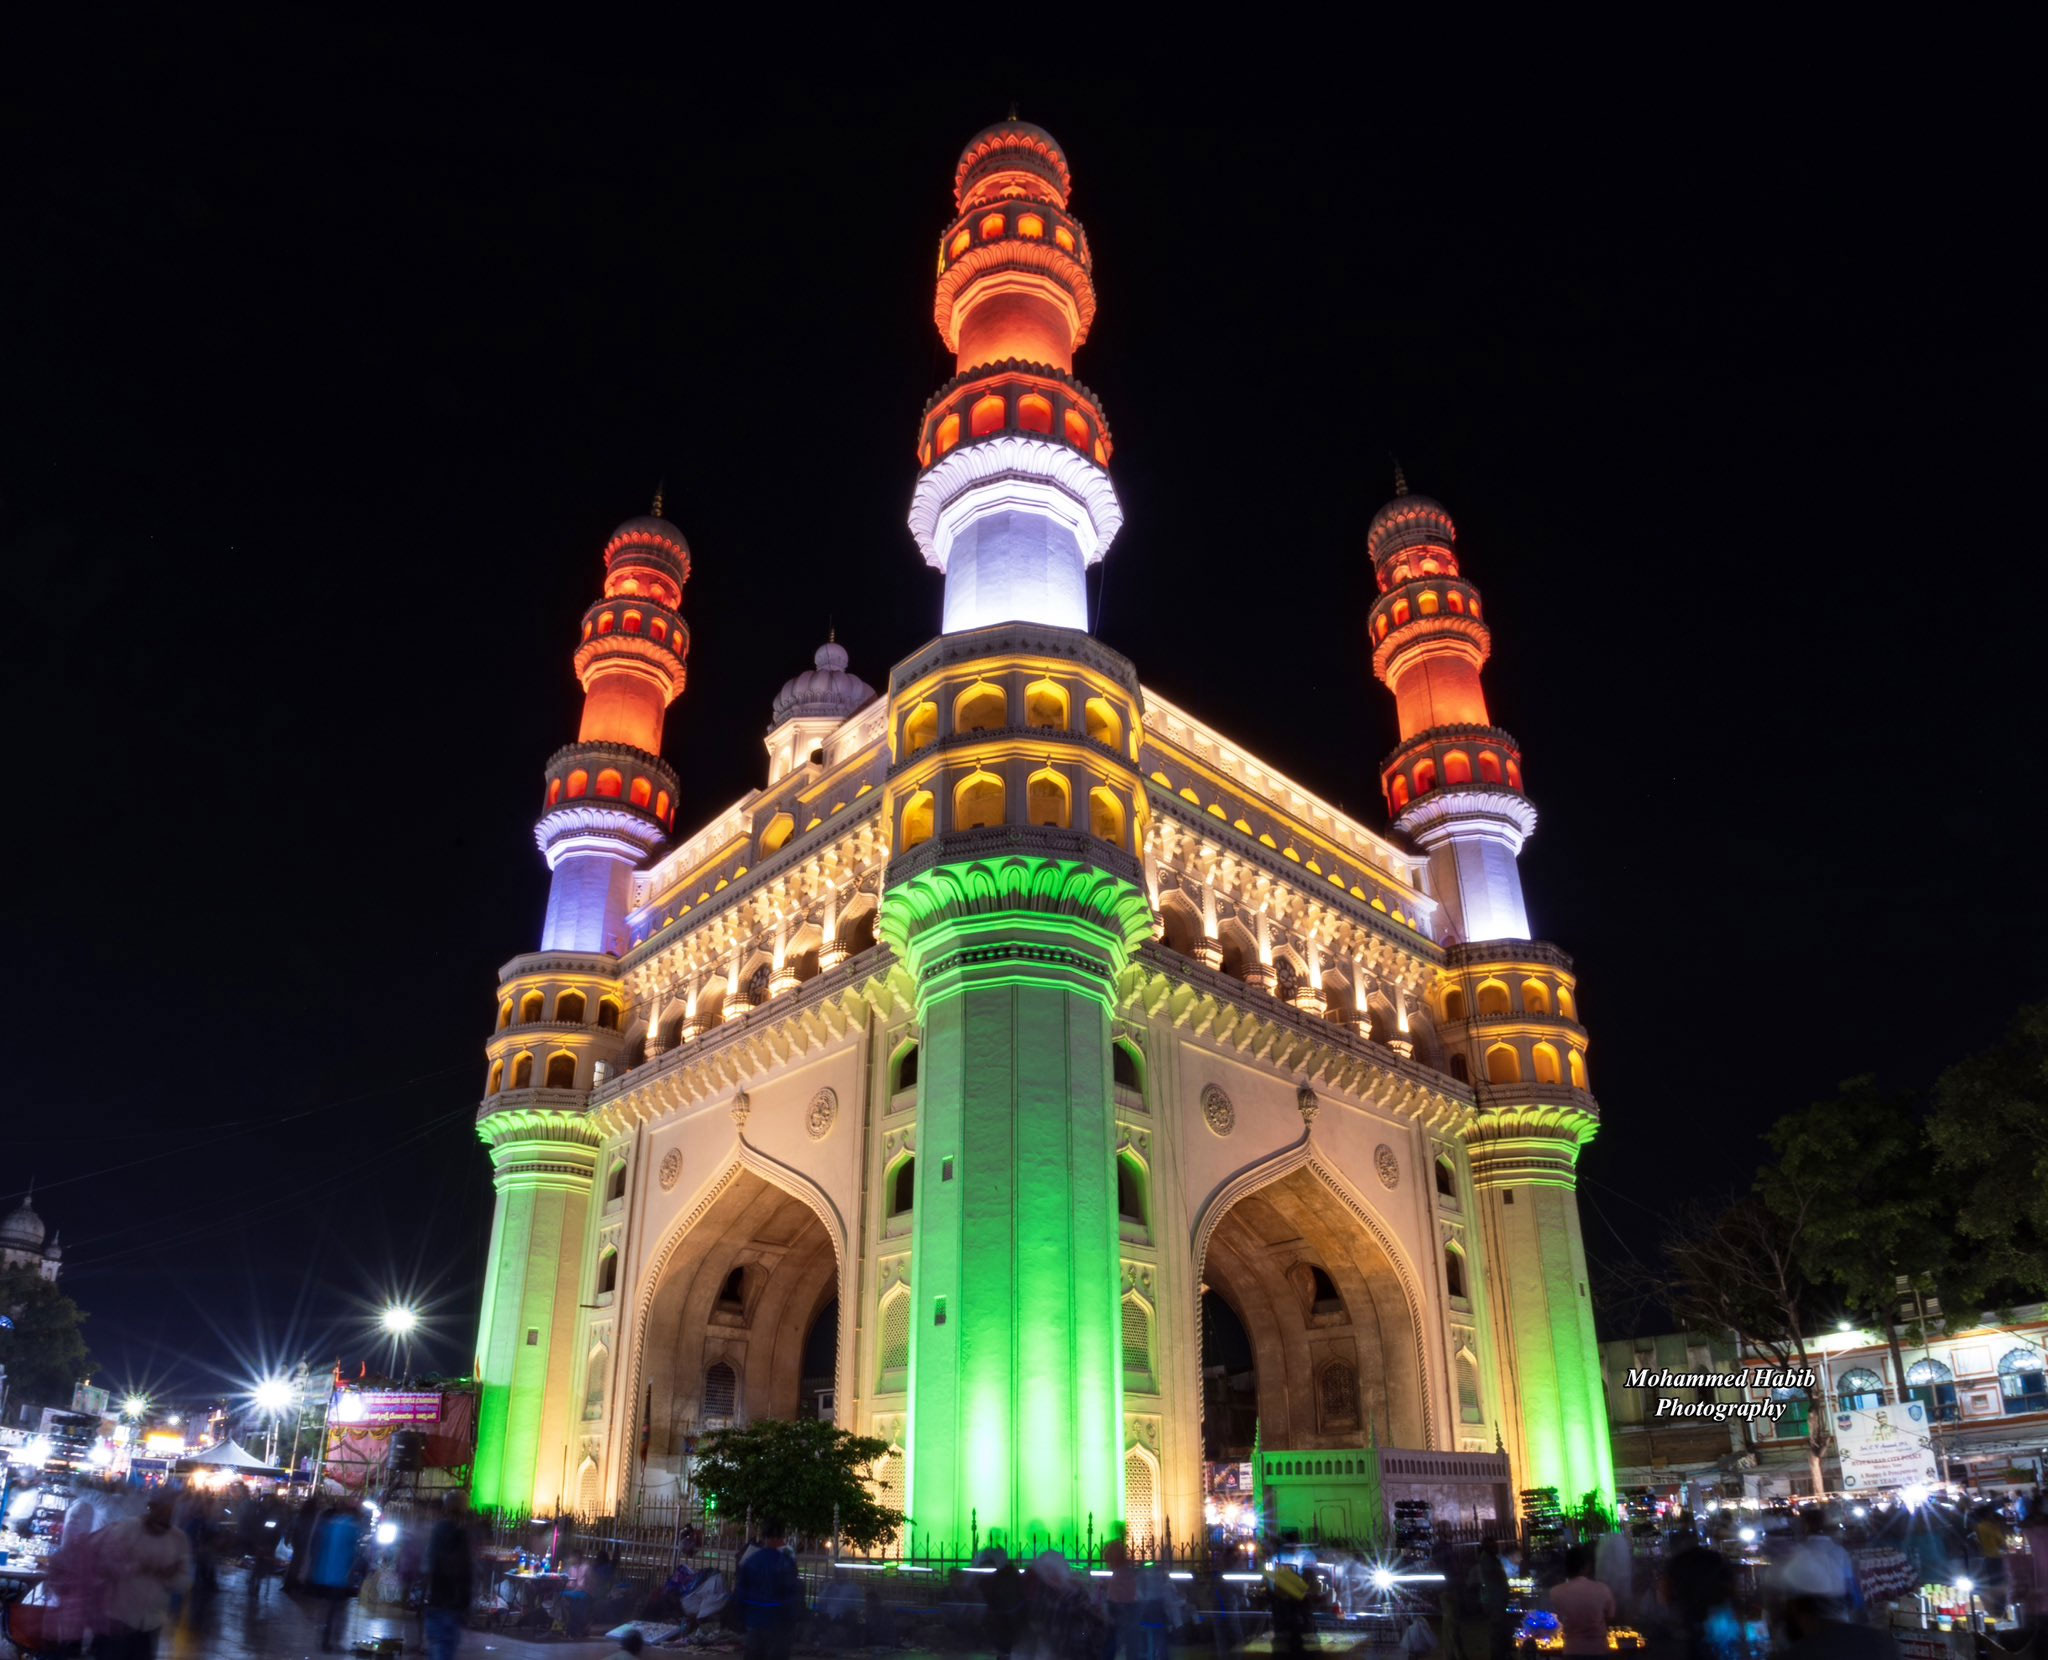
[253,1377,295,1465]
[122,1394,149,1420]
[382,1304,420,1382]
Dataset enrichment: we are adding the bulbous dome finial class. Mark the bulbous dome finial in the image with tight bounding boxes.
[954,117,1072,211]
[0,1195,46,1250]
[771,633,875,725]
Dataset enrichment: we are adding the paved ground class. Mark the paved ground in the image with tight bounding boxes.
[146,1566,628,1659]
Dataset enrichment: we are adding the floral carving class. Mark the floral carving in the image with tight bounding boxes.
[658,1148,682,1191]
[1201,1084,1235,1136]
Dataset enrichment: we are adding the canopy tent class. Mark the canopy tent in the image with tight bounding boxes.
[174,1439,290,1478]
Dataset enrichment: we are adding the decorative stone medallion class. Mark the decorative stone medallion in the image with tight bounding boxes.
[1200,1083,1235,1136]
[658,1147,682,1191]
[731,1092,751,1131]
[807,1086,838,1140]
[1375,1144,1400,1189]
[1296,1085,1320,1126]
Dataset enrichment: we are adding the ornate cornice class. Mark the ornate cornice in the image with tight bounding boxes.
[908,434,1123,571]
[879,829,1152,967]
[1394,787,1538,847]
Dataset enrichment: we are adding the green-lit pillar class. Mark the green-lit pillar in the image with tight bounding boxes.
[881,836,1152,1554]
[1466,1105,1614,1506]
[471,1108,601,1512]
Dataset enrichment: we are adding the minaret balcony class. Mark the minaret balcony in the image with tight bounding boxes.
[916,363,1113,471]
[934,224,1096,354]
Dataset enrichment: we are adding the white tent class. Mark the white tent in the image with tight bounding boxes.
[175,1439,288,1475]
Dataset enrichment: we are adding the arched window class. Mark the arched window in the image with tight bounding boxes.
[1018,392,1053,432]
[1838,1367,1885,1411]
[1112,1040,1143,1092]
[598,998,621,1030]
[1413,759,1437,795]
[1319,1361,1360,1430]
[509,1052,534,1089]
[878,1290,911,1375]
[1443,987,1468,1021]
[980,211,1006,240]
[650,617,668,642]
[622,609,643,634]
[1475,981,1511,1017]
[555,989,587,1024]
[1449,1054,1470,1083]
[629,776,653,808]
[1473,757,1501,792]
[655,789,671,821]
[1064,409,1090,449]
[566,770,589,799]
[1999,1351,2047,1415]
[1567,1050,1588,1089]
[487,1060,504,1095]
[949,228,971,258]
[597,611,615,634]
[1024,677,1068,728]
[1308,1265,1344,1317]
[1558,986,1577,1020]
[1027,767,1070,827]
[888,1157,916,1218]
[1469,595,1483,618]
[596,1248,618,1296]
[900,790,934,850]
[1054,225,1076,253]
[1484,1045,1521,1084]
[955,682,1006,732]
[903,700,938,754]
[583,1346,608,1421]
[1121,1293,1152,1375]
[1389,774,1410,810]
[1446,589,1467,614]
[971,393,1006,437]
[595,769,624,799]
[891,1041,919,1094]
[1084,697,1123,752]
[954,770,1004,830]
[1391,598,1411,628]
[1374,614,1390,642]
[606,1161,627,1203]
[1125,1448,1159,1548]
[545,1052,577,1089]
[1445,1244,1468,1300]
[547,778,562,806]
[1088,786,1126,846]
[520,991,545,1023]
[760,812,795,855]
[1435,1156,1457,1198]
[498,999,514,1031]
[936,412,960,455]
[1521,980,1552,1016]
[1017,213,1044,240]
[1443,750,1474,786]
[718,1267,745,1309]
[1418,591,1440,615]
[1505,758,1522,789]
[1532,1042,1562,1085]
[702,1362,737,1421]
[1116,1150,1147,1228]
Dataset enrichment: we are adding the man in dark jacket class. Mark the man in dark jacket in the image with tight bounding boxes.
[733,1518,803,1660]
[423,1501,476,1660]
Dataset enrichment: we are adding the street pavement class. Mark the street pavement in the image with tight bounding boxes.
[150,1565,627,1659]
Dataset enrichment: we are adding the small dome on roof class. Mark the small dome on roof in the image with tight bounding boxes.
[1367,491,1457,565]
[772,635,875,726]
[0,1197,46,1250]
[605,514,691,553]
[955,118,1072,210]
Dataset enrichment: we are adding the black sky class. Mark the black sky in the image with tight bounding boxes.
[4,40,2040,1401]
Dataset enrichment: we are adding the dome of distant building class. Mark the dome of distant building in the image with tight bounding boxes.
[605,513,690,553]
[772,636,875,726]
[0,1197,45,1250]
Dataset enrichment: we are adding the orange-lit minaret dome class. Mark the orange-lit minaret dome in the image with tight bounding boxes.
[534,494,691,954]
[909,117,1123,633]
[1367,473,1537,943]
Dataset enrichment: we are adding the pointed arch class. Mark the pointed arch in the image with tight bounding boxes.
[1026,766,1071,828]
[1024,677,1069,729]
[953,769,1004,830]
[1123,1442,1162,1552]
[954,681,1006,733]
[899,790,935,850]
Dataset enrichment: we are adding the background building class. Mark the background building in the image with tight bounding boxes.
[468,118,1616,1546]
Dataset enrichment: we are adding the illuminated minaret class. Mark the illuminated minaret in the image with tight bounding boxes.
[471,499,691,1512]
[1367,478,1535,945]
[909,119,1123,633]
[1368,476,1612,1504]
[882,118,1152,1552]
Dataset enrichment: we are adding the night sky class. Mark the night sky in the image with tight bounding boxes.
[5,43,2039,1404]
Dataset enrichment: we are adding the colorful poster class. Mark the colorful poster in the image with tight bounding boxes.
[332,1390,442,1425]
[1834,1403,1939,1491]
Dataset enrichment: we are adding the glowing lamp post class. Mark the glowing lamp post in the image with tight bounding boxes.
[253,1377,295,1466]
[382,1305,420,1381]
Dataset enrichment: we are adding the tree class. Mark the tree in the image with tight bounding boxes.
[1604,1193,1830,1492]
[0,1264,93,1411]
[693,1418,900,1550]
[1929,1001,2048,1301]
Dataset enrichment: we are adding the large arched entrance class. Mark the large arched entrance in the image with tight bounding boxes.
[1199,1164,1426,1452]
[640,1169,841,1463]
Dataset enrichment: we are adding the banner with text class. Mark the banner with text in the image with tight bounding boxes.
[1835,1403,1939,1491]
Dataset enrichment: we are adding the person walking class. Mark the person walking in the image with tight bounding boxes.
[422,1501,475,1660]
[1548,1545,1617,1656]
[305,1501,368,1652]
[733,1518,803,1660]
[1462,1539,1513,1660]
[983,1552,1026,1660]
[93,1491,194,1659]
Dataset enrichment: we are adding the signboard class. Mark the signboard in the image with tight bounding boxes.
[72,1383,109,1417]
[332,1390,441,1425]
[1834,1403,1939,1491]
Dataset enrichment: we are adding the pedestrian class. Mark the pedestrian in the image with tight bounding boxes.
[1462,1539,1513,1660]
[733,1518,803,1660]
[41,1496,107,1652]
[1548,1545,1617,1656]
[422,1500,475,1660]
[93,1490,194,1659]
[983,1552,1026,1660]
[1104,1534,1142,1660]
[304,1501,368,1652]
[1776,1549,1896,1660]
